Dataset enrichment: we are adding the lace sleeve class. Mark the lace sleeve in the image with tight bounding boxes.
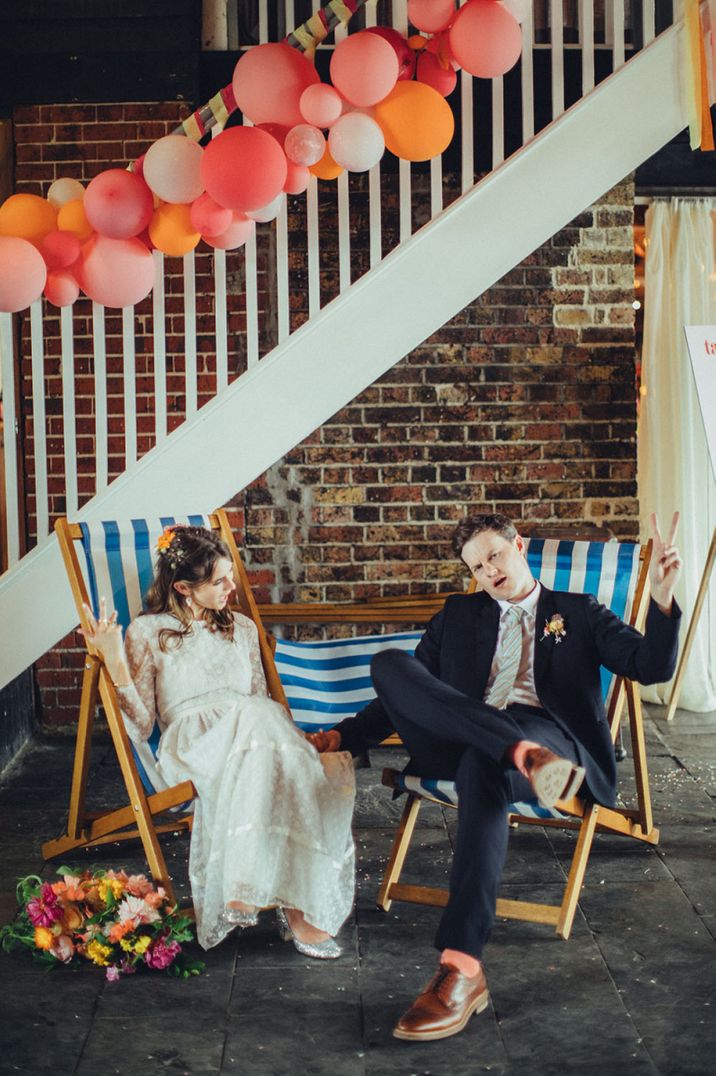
[238,615,268,697]
[115,621,158,743]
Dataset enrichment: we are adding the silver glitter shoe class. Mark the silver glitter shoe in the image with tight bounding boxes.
[275,907,342,960]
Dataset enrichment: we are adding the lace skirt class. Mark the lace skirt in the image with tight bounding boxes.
[156,693,356,949]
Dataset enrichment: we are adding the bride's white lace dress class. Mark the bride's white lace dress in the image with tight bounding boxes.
[115,612,356,949]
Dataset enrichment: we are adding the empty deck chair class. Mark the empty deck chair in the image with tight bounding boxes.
[376,537,656,940]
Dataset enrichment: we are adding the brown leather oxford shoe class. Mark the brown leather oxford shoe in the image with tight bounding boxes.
[523,746,585,807]
[393,962,490,1041]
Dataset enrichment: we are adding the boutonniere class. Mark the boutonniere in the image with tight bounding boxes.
[541,613,566,644]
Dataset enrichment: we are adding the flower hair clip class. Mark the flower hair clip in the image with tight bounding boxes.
[541,613,566,644]
[156,526,187,569]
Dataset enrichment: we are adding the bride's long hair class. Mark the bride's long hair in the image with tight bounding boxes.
[143,526,235,651]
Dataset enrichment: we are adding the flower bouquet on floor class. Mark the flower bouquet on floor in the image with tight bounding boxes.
[0,866,204,981]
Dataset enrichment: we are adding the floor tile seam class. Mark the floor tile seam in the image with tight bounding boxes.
[71,970,109,1076]
[218,942,240,1073]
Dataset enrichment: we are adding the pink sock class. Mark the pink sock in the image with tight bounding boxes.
[441,949,482,978]
[509,739,542,778]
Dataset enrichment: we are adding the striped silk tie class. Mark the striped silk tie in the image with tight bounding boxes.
[485,605,525,710]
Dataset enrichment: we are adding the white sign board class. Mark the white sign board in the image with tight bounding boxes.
[684,326,716,482]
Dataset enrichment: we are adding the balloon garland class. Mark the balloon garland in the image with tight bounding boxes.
[0,0,525,312]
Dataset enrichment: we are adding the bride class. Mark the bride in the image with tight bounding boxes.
[84,524,355,957]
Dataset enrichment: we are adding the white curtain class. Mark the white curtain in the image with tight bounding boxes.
[638,199,716,712]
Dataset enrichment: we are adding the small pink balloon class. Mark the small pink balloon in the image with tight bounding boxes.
[283,161,310,195]
[190,192,232,237]
[203,214,255,251]
[41,229,81,270]
[143,135,205,204]
[84,169,154,239]
[133,154,146,178]
[449,0,522,77]
[408,0,456,33]
[44,270,80,307]
[232,43,320,128]
[416,51,458,96]
[0,236,47,312]
[201,126,288,212]
[299,84,344,128]
[284,124,326,167]
[328,112,385,172]
[330,32,400,107]
[364,27,417,81]
[77,234,155,307]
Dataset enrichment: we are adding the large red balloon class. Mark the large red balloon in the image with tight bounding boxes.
[77,235,156,308]
[232,44,320,128]
[330,32,399,107]
[449,0,522,78]
[0,236,47,312]
[84,169,154,239]
[200,127,288,213]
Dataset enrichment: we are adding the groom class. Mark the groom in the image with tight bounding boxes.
[309,511,682,1041]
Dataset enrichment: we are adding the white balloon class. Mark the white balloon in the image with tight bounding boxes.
[500,0,531,25]
[246,193,286,223]
[47,177,85,208]
[143,135,205,205]
[328,112,385,173]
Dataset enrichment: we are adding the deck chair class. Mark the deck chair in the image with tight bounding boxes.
[376,537,656,940]
[43,510,286,905]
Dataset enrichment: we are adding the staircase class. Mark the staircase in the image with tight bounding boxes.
[0,11,708,690]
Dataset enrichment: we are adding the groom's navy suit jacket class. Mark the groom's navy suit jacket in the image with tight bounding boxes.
[335,587,681,806]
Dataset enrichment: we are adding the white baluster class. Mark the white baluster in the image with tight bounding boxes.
[152,250,167,444]
[183,251,197,414]
[60,306,78,517]
[91,301,108,495]
[121,306,137,469]
[0,312,20,564]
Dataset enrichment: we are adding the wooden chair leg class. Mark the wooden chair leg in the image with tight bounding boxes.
[627,683,654,835]
[376,794,422,912]
[556,803,600,939]
[67,657,100,839]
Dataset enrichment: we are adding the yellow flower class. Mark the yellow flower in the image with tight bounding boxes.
[34,926,54,951]
[98,878,124,904]
[120,933,152,954]
[86,939,113,966]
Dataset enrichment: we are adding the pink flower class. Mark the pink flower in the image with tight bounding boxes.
[144,936,181,970]
[27,883,64,927]
[105,965,121,982]
[117,895,161,927]
[124,874,153,898]
[49,933,75,964]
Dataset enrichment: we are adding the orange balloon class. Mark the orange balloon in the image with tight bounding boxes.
[57,198,94,241]
[374,81,454,161]
[0,193,57,246]
[309,145,344,181]
[148,203,200,256]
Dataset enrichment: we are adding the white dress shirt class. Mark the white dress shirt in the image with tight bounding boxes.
[484,581,542,709]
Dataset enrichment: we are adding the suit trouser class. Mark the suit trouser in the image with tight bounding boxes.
[371,649,581,959]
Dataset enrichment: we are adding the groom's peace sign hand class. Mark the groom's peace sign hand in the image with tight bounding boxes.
[649,511,682,612]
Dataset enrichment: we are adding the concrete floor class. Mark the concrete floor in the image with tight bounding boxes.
[0,703,714,1076]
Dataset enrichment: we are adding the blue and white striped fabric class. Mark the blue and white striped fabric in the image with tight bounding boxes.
[78,516,211,795]
[274,631,423,732]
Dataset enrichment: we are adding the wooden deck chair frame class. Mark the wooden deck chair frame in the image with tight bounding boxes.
[42,509,288,906]
[376,540,657,940]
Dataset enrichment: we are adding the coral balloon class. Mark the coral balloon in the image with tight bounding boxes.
[246,194,285,223]
[232,43,320,128]
[299,84,344,128]
[203,214,255,251]
[84,169,154,239]
[408,0,456,33]
[500,0,531,23]
[201,126,288,212]
[375,81,454,161]
[0,237,47,312]
[364,27,417,81]
[255,123,290,147]
[283,161,310,195]
[41,230,81,270]
[449,0,522,77]
[143,135,205,204]
[284,124,326,167]
[416,51,458,96]
[77,235,155,307]
[0,194,57,246]
[47,177,85,208]
[149,204,201,256]
[57,199,93,241]
[309,145,344,181]
[44,270,80,307]
[190,193,232,238]
[330,32,399,107]
[328,113,385,172]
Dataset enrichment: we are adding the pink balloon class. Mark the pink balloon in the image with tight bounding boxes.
[283,161,310,195]
[284,124,326,167]
[84,169,154,239]
[41,230,81,270]
[143,135,205,204]
[232,44,320,129]
[203,214,255,251]
[416,51,458,97]
[190,192,232,237]
[449,0,522,77]
[364,27,417,81]
[77,234,155,307]
[0,236,47,312]
[330,32,400,107]
[201,126,288,212]
[408,0,456,33]
[328,113,385,172]
[299,84,344,128]
[44,270,80,307]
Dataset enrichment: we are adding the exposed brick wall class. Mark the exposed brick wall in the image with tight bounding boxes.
[9,106,636,724]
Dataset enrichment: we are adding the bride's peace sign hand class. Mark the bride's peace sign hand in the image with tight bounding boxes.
[81,597,123,661]
[649,511,682,612]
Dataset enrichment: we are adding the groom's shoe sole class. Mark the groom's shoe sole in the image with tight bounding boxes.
[531,757,585,808]
[393,992,490,1041]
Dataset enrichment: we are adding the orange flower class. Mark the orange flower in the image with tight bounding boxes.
[34,926,55,950]
[156,527,176,552]
[107,920,135,944]
[62,904,84,932]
